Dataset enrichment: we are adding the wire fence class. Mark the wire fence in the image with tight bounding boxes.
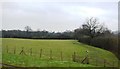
[4,46,119,67]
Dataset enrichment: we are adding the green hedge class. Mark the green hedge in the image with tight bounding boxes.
[78,36,119,59]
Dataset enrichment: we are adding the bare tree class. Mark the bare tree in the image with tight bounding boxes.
[24,26,32,32]
[75,17,109,38]
[82,17,108,38]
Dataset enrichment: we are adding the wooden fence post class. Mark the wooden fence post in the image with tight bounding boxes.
[113,60,114,67]
[104,59,106,67]
[13,46,16,54]
[60,51,63,61]
[30,48,32,56]
[6,46,8,53]
[96,58,97,66]
[72,52,76,62]
[40,49,42,58]
[19,47,26,55]
[50,49,52,60]
[86,56,89,64]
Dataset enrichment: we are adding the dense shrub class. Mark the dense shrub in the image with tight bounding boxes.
[78,35,119,59]
[78,36,91,45]
[91,36,118,51]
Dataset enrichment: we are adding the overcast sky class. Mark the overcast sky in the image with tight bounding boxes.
[1,0,119,32]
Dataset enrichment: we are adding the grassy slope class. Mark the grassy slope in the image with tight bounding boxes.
[3,53,95,67]
[2,38,119,67]
[0,39,1,68]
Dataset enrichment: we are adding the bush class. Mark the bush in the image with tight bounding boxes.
[78,35,119,59]
[78,36,91,45]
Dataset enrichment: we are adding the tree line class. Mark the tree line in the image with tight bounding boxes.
[1,17,119,59]
[1,29,74,39]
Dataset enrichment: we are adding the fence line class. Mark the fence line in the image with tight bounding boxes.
[5,46,118,67]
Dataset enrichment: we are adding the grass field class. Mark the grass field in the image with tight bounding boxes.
[2,38,119,67]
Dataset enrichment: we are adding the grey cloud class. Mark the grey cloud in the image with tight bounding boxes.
[2,2,118,32]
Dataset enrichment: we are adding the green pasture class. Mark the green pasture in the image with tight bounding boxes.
[2,38,119,67]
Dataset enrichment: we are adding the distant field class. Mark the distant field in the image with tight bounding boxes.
[2,38,119,67]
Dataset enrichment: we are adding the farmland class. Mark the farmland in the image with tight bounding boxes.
[2,38,119,67]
